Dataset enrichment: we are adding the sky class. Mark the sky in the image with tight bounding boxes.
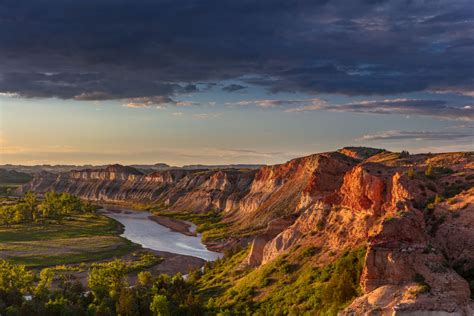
[0,0,473,166]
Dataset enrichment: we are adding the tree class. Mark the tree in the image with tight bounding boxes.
[22,192,37,222]
[39,192,61,220]
[44,297,73,316]
[58,193,81,216]
[116,288,139,316]
[137,271,153,288]
[0,206,15,226]
[88,260,129,302]
[56,274,85,305]
[150,294,170,316]
[38,192,82,222]
[34,268,54,298]
[12,204,29,224]
[0,260,34,294]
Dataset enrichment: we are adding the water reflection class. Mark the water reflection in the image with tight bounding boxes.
[102,207,222,261]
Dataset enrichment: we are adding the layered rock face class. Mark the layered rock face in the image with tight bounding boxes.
[19,148,474,314]
[19,165,257,212]
[233,152,357,229]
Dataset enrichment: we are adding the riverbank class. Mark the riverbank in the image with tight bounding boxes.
[148,215,197,236]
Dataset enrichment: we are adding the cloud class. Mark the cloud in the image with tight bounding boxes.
[74,91,114,101]
[123,96,175,108]
[222,84,246,92]
[357,130,474,141]
[122,96,200,109]
[214,148,283,158]
[230,98,326,109]
[0,92,19,97]
[175,101,199,107]
[412,144,474,153]
[449,124,474,129]
[0,0,473,100]
[431,87,474,97]
[286,98,474,121]
[230,97,473,121]
[192,113,222,119]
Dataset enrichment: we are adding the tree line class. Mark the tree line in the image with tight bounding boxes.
[0,259,203,316]
[0,192,96,226]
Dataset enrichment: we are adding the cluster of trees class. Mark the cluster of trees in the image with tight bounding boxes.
[0,259,203,316]
[88,260,202,315]
[0,192,96,226]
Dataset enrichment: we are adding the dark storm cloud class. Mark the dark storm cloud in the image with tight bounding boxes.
[0,0,473,101]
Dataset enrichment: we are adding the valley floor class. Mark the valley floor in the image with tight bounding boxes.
[0,212,136,267]
[0,198,206,285]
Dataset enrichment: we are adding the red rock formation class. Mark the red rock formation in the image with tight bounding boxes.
[17,148,474,314]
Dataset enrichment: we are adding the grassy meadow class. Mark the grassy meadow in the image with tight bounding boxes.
[0,211,139,267]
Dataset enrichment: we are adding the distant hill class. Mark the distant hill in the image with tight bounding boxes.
[0,169,33,184]
[0,163,263,175]
[0,165,98,174]
[181,164,264,170]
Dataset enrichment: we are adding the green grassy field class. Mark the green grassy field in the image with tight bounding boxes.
[0,212,140,267]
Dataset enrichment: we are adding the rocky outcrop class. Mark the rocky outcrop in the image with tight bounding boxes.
[342,157,474,315]
[234,152,357,230]
[338,146,385,160]
[245,216,296,266]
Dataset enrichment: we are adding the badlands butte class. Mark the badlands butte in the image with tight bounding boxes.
[18,147,474,315]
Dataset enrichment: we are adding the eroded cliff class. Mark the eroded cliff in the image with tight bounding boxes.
[18,148,474,314]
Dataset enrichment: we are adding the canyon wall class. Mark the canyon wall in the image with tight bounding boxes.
[18,148,474,314]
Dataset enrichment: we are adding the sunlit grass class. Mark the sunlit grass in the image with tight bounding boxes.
[0,213,140,267]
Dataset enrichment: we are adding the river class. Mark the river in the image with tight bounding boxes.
[101,206,222,261]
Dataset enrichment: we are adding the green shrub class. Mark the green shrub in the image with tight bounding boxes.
[279,261,297,274]
[260,278,274,287]
[301,246,319,258]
